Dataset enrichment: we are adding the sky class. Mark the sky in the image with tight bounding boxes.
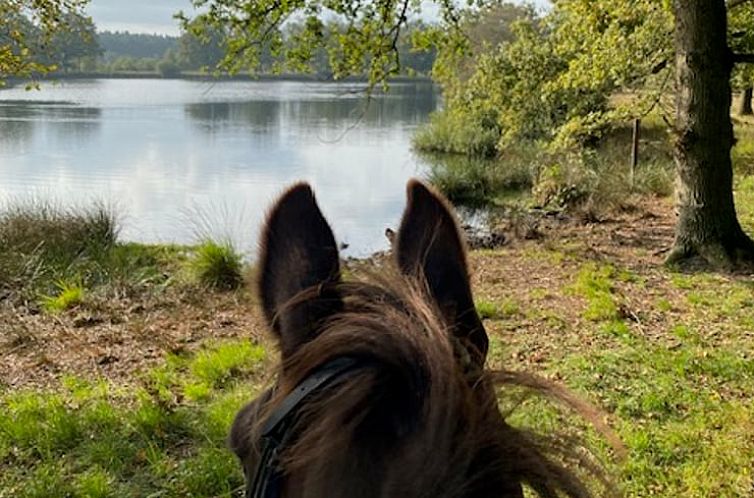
[87,0,191,35]
[87,0,550,36]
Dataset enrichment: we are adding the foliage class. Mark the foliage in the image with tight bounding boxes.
[730,3,754,91]
[422,114,675,212]
[44,12,101,72]
[413,109,500,157]
[178,21,228,72]
[423,150,534,206]
[157,59,182,77]
[426,0,674,155]
[188,241,243,290]
[179,0,439,86]
[0,0,91,84]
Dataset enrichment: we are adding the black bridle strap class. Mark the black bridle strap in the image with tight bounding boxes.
[248,356,362,498]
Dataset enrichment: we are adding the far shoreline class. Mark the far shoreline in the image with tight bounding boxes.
[2,72,434,89]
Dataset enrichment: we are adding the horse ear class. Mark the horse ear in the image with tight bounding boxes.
[258,183,342,358]
[394,179,488,364]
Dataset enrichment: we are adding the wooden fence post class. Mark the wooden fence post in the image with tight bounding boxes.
[631,118,641,189]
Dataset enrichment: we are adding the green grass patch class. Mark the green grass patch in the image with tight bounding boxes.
[0,340,266,497]
[39,279,85,313]
[555,330,754,496]
[476,298,521,320]
[476,299,501,320]
[188,241,244,290]
[568,263,621,322]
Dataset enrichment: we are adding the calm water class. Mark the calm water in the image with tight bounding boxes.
[0,79,439,256]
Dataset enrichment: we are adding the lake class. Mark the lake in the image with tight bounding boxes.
[0,78,439,257]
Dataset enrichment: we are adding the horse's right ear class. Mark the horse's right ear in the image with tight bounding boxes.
[394,179,488,364]
[258,183,343,359]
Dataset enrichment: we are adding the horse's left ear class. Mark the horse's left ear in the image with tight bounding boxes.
[394,179,488,365]
[258,183,342,358]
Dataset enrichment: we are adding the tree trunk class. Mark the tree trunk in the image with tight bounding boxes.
[668,0,754,269]
[739,87,753,116]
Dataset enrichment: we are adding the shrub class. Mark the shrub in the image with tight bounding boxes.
[425,151,533,206]
[188,241,243,290]
[633,160,674,198]
[157,60,182,78]
[413,110,500,158]
[532,149,673,216]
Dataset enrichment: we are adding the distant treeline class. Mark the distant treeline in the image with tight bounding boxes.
[6,12,435,80]
[98,32,177,60]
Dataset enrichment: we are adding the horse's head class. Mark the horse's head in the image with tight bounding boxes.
[230,180,603,498]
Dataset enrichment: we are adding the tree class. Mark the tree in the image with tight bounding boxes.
[98,32,178,61]
[0,0,89,84]
[45,12,101,73]
[667,0,754,267]
[179,21,227,71]
[179,0,446,87]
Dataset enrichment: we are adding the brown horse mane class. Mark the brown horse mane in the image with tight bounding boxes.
[249,269,619,498]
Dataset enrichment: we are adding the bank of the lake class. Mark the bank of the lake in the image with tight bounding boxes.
[0,78,438,257]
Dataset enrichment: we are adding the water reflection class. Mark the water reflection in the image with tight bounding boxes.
[0,102,102,149]
[185,101,281,133]
[0,79,438,256]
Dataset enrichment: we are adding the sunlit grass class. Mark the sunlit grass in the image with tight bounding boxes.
[0,340,266,497]
[39,279,85,313]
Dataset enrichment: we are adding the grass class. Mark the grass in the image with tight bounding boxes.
[39,280,85,313]
[3,231,754,496]
[188,241,244,290]
[413,109,500,158]
[476,298,520,320]
[423,151,533,207]
[0,201,117,295]
[476,230,754,497]
[0,199,247,311]
[567,263,621,322]
[0,340,266,497]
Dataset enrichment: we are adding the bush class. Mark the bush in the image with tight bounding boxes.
[424,151,534,207]
[413,110,500,158]
[633,160,675,198]
[157,60,182,78]
[532,149,674,216]
[188,241,243,290]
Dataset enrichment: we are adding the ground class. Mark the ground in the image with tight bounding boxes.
[2,191,754,497]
